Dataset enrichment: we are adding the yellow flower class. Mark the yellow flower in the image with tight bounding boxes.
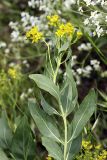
[46,156,52,160]
[82,140,93,150]
[97,150,107,160]
[95,144,101,150]
[26,26,43,43]
[8,68,17,79]
[77,31,83,39]
[55,22,75,37]
[47,15,59,26]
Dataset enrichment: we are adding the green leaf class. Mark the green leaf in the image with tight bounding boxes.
[60,67,77,115]
[28,99,62,143]
[70,89,97,141]
[11,116,35,160]
[0,111,13,149]
[29,74,60,101]
[66,134,82,160]
[58,42,69,53]
[42,137,63,160]
[41,94,60,116]
[66,67,77,101]
[0,148,9,160]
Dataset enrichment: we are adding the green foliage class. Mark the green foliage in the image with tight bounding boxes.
[0,148,9,160]
[0,111,13,149]
[11,116,36,160]
[0,114,36,160]
[29,66,97,160]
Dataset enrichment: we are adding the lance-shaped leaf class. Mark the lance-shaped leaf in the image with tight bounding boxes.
[66,67,77,102]
[69,89,97,142]
[41,94,60,116]
[66,134,82,160]
[58,42,70,53]
[42,137,63,160]
[0,111,13,149]
[11,116,35,160]
[29,74,60,101]
[28,99,62,143]
[0,148,9,160]
[60,67,77,115]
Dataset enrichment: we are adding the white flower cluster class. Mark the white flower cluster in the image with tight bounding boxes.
[78,43,92,51]
[9,21,26,42]
[83,0,107,6]
[28,0,37,8]
[63,0,107,37]
[77,1,107,37]
[83,11,104,37]
[70,55,101,85]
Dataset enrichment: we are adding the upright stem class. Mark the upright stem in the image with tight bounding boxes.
[59,103,68,160]
[63,116,67,160]
[53,55,61,84]
[44,40,54,76]
[50,49,68,160]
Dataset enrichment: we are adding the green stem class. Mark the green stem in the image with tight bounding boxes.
[43,40,55,76]
[63,116,67,160]
[51,50,68,160]
[53,55,61,84]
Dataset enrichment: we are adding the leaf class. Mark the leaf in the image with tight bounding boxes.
[28,99,62,143]
[41,94,60,116]
[69,89,97,141]
[11,116,35,160]
[29,74,60,101]
[0,148,9,160]
[66,67,77,101]
[42,137,63,160]
[66,134,82,160]
[58,42,69,53]
[60,67,77,115]
[0,111,13,149]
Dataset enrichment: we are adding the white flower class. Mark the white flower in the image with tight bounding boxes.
[9,21,18,30]
[78,43,92,51]
[71,55,77,67]
[84,18,90,25]
[78,7,83,13]
[0,42,6,48]
[90,59,101,71]
[20,92,27,101]
[28,88,33,94]
[64,0,76,9]
[28,0,37,8]
[11,31,20,42]
[4,48,10,54]
[96,25,104,37]
[76,68,83,75]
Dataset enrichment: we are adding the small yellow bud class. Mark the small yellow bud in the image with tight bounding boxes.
[77,31,83,39]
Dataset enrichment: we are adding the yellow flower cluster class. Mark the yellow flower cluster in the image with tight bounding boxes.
[97,150,107,160]
[26,26,43,43]
[55,22,75,37]
[8,68,17,79]
[82,140,93,150]
[47,15,59,26]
